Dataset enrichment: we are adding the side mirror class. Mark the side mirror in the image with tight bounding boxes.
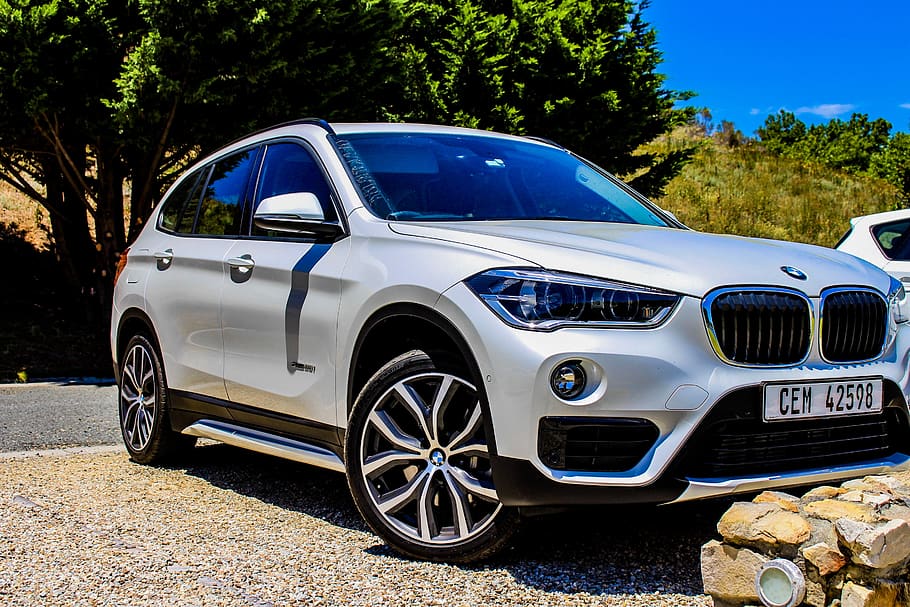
[253,192,342,237]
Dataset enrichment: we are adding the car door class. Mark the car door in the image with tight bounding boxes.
[221,140,349,433]
[144,147,258,399]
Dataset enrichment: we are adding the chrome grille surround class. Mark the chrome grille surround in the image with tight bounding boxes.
[819,286,888,364]
[703,287,814,367]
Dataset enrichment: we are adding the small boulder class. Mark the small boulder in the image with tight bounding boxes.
[718,502,810,547]
[753,490,800,513]
[840,581,900,607]
[804,499,876,523]
[802,486,846,502]
[801,542,846,575]
[701,539,765,605]
[835,518,910,569]
[880,503,910,523]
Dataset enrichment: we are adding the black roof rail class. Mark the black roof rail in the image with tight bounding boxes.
[249,117,335,137]
[220,117,335,149]
[524,135,564,149]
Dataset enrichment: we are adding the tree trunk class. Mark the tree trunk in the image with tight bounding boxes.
[94,144,127,323]
[41,156,95,307]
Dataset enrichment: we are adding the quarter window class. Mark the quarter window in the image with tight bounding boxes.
[195,149,256,236]
[872,220,910,260]
[158,170,204,234]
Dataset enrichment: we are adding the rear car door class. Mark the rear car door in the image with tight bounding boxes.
[221,140,348,433]
[144,147,258,399]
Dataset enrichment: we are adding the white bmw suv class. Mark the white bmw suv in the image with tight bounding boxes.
[112,120,910,562]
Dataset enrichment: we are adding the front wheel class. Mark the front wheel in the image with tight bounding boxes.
[345,350,517,562]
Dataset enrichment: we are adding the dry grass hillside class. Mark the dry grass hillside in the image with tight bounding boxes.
[650,130,905,247]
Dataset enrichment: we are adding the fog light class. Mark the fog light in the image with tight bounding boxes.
[550,361,586,400]
[755,559,806,607]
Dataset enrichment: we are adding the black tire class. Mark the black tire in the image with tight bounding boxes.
[118,333,195,464]
[345,350,518,562]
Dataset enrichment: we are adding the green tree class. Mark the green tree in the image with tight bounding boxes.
[390,0,695,196]
[790,114,891,173]
[871,132,910,195]
[756,110,807,155]
[758,109,908,197]
[0,0,399,313]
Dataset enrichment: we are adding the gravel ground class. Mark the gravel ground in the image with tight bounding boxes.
[0,444,721,607]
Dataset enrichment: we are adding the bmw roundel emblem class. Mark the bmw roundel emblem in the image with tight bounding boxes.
[781,266,807,280]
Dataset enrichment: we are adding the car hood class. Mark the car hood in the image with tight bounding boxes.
[389,221,891,298]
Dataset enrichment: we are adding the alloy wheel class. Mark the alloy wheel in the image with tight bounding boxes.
[119,342,158,451]
[359,372,502,545]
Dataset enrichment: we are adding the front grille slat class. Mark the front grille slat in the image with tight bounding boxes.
[821,289,887,363]
[708,290,810,365]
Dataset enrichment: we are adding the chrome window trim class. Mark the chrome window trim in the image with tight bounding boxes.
[702,286,814,368]
[818,286,888,365]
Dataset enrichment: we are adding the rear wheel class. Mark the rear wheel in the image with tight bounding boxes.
[118,334,195,464]
[345,350,517,562]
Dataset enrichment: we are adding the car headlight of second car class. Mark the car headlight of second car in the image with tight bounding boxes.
[887,276,910,350]
[465,269,680,330]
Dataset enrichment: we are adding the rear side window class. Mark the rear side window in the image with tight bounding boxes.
[158,171,204,233]
[873,220,910,260]
[196,149,257,236]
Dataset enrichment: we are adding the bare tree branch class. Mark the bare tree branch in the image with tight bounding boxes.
[136,95,181,211]
[35,112,98,218]
[0,154,63,217]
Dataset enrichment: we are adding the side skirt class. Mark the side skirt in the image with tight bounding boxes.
[182,419,345,473]
[168,389,346,471]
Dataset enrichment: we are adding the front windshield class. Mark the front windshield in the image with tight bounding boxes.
[336,133,670,226]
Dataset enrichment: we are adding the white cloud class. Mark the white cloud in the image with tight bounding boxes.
[794,103,856,119]
[900,103,910,110]
[749,108,761,115]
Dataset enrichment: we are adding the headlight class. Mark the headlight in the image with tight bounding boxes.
[465,269,680,330]
[888,276,909,325]
[887,276,909,351]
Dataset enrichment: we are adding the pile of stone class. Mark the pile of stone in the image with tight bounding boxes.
[701,475,910,607]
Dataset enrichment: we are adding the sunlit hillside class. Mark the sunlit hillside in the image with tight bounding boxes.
[650,129,906,248]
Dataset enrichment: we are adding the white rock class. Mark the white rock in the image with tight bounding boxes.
[835,518,910,569]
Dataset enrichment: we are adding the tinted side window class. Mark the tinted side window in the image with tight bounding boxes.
[253,142,337,236]
[158,170,204,233]
[873,220,910,260]
[196,149,256,236]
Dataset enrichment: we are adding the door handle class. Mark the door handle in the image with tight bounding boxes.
[227,255,255,284]
[154,248,173,270]
[227,256,255,272]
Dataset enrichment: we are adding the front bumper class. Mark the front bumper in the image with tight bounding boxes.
[437,284,910,506]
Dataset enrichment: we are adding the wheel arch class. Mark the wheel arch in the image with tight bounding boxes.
[115,308,161,370]
[347,304,497,454]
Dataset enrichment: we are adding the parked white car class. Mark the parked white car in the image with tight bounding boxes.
[836,209,910,282]
[112,120,910,562]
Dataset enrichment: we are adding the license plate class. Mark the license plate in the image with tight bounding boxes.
[763,378,883,422]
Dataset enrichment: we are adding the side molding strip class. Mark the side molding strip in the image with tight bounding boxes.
[285,243,332,372]
[182,419,345,473]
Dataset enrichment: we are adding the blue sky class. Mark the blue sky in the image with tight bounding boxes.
[645,1,910,137]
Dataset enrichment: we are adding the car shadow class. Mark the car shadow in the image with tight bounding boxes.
[180,442,367,532]
[180,442,728,598]
[483,500,729,596]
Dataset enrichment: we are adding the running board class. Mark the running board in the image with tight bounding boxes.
[182,419,346,473]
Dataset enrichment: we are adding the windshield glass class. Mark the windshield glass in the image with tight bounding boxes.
[336,133,670,226]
